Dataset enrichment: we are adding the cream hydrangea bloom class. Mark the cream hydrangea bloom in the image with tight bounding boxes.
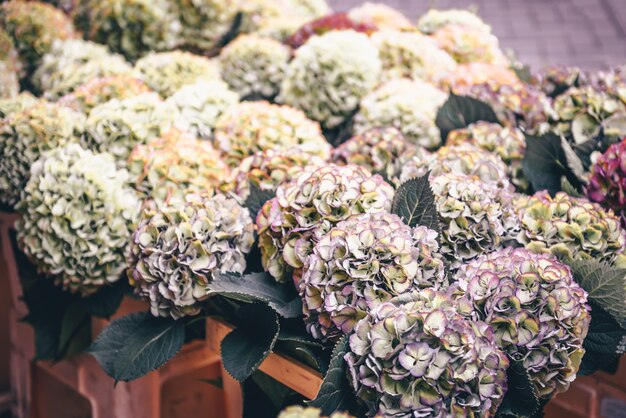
[417,8,492,34]
[348,2,413,30]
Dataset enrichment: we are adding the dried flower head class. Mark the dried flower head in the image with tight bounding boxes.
[355,78,448,150]
[214,101,330,167]
[279,30,381,129]
[128,193,254,318]
[417,8,492,34]
[345,289,509,417]
[16,143,140,295]
[220,34,290,100]
[0,101,84,207]
[454,247,591,398]
[301,212,447,341]
[430,24,508,66]
[257,164,395,283]
[348,2,413,30]
[134,51,221,98]
[285,12,376,49]
[0,28,20,98]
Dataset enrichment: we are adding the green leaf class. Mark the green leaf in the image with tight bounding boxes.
[221,303,280,382]
[242,371,302,418]
[80,280,128,319]
[244,184,275,221]
[561,178,583,198]
[436,93,499,141]
[209,272,302,318]
[522,132,584,195]
[88,312,185,382]
[57,302,91,358]
[307,335,361,415]
[568,259,626,325]
[391,173,441,235]
[496,360,541,418]
[579,301,626,375]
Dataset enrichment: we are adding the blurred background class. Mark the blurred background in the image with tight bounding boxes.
[329,0,626,69]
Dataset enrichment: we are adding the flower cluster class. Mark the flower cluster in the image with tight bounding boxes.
[227,148,326,200]
[257,164,395,283]
[240,0,330,34]
[58,75,152,114]
[347,2,413,30]
[0,101,84,207]
[0,1,76,75]
[16,143,140,295]
[301,212,447,342]
[514,191,626,267]
[400,143,513,190]
[447,122,527,190]
[354,78,448,149]
[454,81,554,134]
[345,289,509,417]
[167,79,239,141]
[430,173,518,269]
[134,51,220,97]
[82,92,177,166]
[417,8,492,34]
[284,12,376,49]
[83,0,177,61]
[214,101,330,166]
[333,127,428,184]
[0,93,37,118]
[551,85,626,142]
[169,0,238,53]
[454,247,591,398]
[279,30,381,129]
[219,34,290,99]
[532,65,586,97]
[586,138,626,229]
[128,129,228,205]
[0,28,19,98]
[127,193,255,319]
[372,29,457,84]
[430,23,508,66]
[442,62,520,89]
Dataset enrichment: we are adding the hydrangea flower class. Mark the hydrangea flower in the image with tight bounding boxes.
[0,28,20,98]
[84,0,178,61]
[257,164,395,283]
[0,101,84,207]
[167,79,239,141]
[16,143,140,295]
[240,0,330,33]
[214,101,330,167]
[227,148,326,200]
[219,34,290,99]
[447,122,528,190]
[532,65,587,97]
[279,30,381,129]
[430,173,519,269]
[345,289,509,417]
[33,39,123,94]
[170,0,239,53]
[301,212,447,342]
[514,191,626,267]
[0,93,37,118]
[454,247,591,398]
[586,138,626,229]
[0,1,77,75]
[82,92,177,167]
[454,81,554,134]
[371,29,457,84]
[417,8,492,34]
[134,51,221,98]
[430,23,508,66]
[442,62,520,89]
[354,78,447,150]
[127,193,255,319]
[347,2,413,30]
[333,127,428,184]
[128,129,228,205]
[278,406,353,418]
[284,12,376,49]
[400,143,513,190]
[58,75,152,114]
[551,85,626,143]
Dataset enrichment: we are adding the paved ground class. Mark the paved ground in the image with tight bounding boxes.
[329,0,626,70]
